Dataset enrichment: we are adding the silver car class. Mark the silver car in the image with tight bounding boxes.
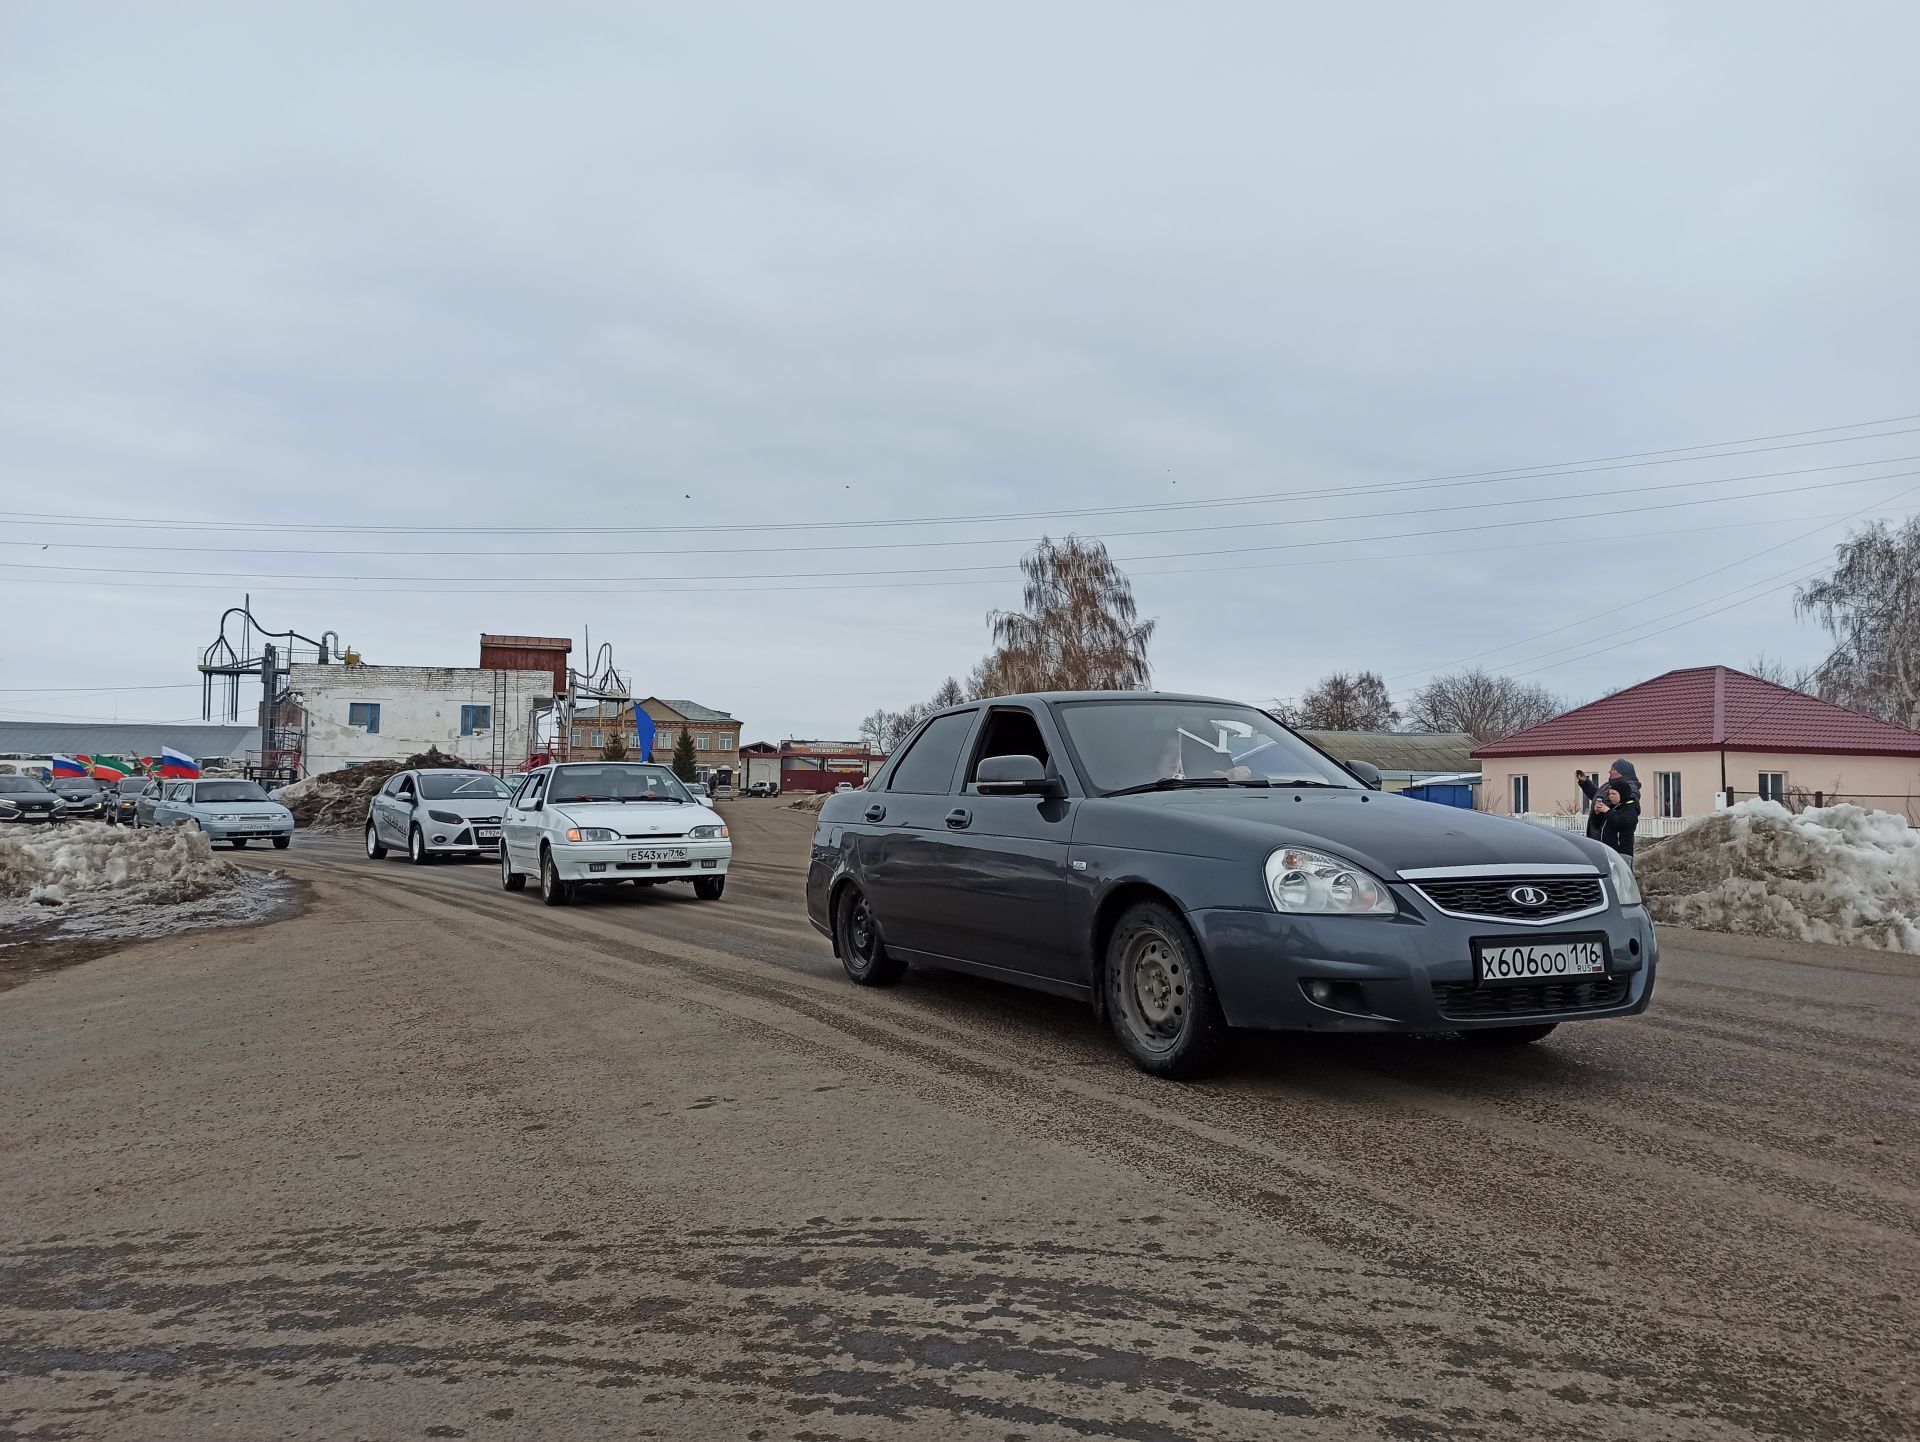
[365,768,514,864]
[139,778,294,849]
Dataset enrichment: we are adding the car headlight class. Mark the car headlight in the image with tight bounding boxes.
[1264,847,1396,915]
[1605,847,1642,907]
[564,826,619,843]
[428,810,463,824]
[0,802,18,815]
[688,824,728,840]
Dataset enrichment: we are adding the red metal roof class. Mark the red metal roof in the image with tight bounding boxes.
[1472,666,1920,758]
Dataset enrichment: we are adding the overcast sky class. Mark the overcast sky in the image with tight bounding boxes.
[4,3,1918,740]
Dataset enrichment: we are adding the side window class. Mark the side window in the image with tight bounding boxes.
[1757,771,1787,804]
[514,773,547,809]
[396,776,416,799]
[965,708,1051,787]
[887,712,977,795]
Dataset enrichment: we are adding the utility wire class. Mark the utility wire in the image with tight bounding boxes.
[1,417,1916,539]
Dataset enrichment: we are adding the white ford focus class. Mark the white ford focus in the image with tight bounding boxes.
[500,761,732,905]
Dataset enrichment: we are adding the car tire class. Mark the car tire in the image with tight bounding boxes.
[835,885,904,986]
[408,826,432,866]
[365,824,387,860]
[539,848,572,907]
[272,837,291,850]
[501,845,526,891]
[1104,901,1227,1079]
[1458,1023,1558,1046]
[693,876,725,901]
[231,838,248,850]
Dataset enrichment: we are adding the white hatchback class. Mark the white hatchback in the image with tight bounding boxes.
[500,761,732,905]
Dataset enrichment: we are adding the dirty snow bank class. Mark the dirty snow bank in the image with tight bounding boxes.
[1638,801,1920,953]
[278,747,473,830]
[0,822,288,948]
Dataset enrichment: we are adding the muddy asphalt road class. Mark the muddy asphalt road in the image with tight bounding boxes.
[1,803,1915,1441]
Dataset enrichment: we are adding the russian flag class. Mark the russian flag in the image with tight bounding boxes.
[160,747,201,779]
[50,754,86,778]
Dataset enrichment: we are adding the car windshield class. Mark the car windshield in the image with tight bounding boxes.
[0,776,50,793]
[1056,699,1359,795]
[58,778,103,793]
[194,781,270,803]
[549,764,694,804]
[417,773,513,801]
[117,778,151,793]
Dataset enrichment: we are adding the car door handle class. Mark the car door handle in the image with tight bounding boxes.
[945,808,972,829]
[864,804,886,822]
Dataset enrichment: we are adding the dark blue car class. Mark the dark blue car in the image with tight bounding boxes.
[806,691,1656,1077]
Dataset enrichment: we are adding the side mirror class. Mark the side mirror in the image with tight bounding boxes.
[976,754,1065,798]
[1345,760,1384,791]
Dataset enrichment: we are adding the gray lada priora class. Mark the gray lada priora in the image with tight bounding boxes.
[807,692,1655,1077]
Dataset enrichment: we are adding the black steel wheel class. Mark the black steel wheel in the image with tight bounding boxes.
[1104,901,1227,1079]
[693,876,725,901]
[835,886,905,986]
[539,848,572,907]
[272,836,290,850]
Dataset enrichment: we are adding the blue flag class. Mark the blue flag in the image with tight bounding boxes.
[631,701,656,761]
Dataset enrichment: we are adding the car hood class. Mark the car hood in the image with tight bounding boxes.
[417,796,509,817]
[200,803,293,819]
[548,800,722,835]
[1085,788,1604,878]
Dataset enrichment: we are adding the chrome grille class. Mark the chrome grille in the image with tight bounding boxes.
[1412,875,1604,924]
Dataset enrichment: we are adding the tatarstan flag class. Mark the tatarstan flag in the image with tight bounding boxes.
[89,756,132,782]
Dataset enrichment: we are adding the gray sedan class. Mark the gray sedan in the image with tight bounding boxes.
[140,778,294,849]
[808,691,1656,1078]
[49,776,110,822]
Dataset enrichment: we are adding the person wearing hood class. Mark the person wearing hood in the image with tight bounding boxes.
[1589,758,1642,856]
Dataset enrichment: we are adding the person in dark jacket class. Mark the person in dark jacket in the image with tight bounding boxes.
[1593,778,1641,856]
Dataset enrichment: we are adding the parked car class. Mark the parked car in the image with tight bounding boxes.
[806,692,1656,1078]
[365,768,514,864]
[138,778,294,848]
[684,780,710,801]
[500,761,731,905]
[746,781,778,798]
[0,774,63,824]
[49,775,109,822]
[110,776,155,826]
[713,783,735,800]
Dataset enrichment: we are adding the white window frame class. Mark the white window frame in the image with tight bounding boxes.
[1656,771,1683,819]
[1509,774,1530,814]
[695,732,712,751]
[1758,771,1787,804]
[591,730,604,749]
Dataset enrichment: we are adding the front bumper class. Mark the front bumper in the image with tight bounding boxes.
[1189,902,1657,1032]
[421,820,503,853]
[549,839,733,882]
[202,820,296,842]
[0,811,59,824]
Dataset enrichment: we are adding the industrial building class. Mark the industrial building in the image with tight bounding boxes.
[0,722,261,777]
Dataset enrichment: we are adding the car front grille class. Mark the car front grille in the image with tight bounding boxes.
[1432,976,1631,1020]
[622,831,687,841]
[1411,875,1604,923]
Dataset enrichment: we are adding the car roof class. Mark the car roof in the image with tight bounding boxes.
[926,690,1258,716]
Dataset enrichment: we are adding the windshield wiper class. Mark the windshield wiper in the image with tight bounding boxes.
[1269,780,1347,789]
[1104,777,1235,797]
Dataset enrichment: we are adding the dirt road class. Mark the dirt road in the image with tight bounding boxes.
[2,803,1915,1441]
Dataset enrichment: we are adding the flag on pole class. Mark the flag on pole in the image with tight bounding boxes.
[89,756,132,782]
[159,747,201,779]
[50,755,86,778]
[631,700,656,762]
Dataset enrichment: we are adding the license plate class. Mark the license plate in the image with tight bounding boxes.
[1475,937,1607,983]
[475,828,500,841]
[629,846,686,862]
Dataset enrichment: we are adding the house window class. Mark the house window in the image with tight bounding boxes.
[656,729,674,749]
[460,704,492,736]
[1656,771,1682,818]
[347,703,380,734]
[591,731,604,749]
[1758,771,1787,804]
[695,732,712,751]
[1509,774,1530,814]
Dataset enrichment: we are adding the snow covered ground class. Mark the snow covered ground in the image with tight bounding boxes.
[0,822,289,948]
[1638,800,1920,953]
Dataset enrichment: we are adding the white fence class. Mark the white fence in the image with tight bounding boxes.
[1516,811,1694,840]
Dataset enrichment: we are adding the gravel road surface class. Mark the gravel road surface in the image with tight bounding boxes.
[2,803,1914,1441]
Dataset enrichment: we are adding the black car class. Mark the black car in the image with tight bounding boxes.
[0,774,64,825]
[806,692,1656,1077]
[49,775,109,821]
[109,776,156,825]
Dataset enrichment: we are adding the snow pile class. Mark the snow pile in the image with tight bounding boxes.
[1638,800,1920,952]
[0,821,246,906]
[279,747,474,830]
[784,790,829,813]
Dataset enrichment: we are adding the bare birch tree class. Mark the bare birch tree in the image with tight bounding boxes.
[1795,517,1920,729]
[978,535,1156,694]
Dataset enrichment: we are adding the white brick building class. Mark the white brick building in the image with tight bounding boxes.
[290,663,554,776]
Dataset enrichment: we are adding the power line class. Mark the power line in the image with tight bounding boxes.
[1384,484,1920,683]
[2,467,1913,591]
[4,451,1913,562]
[2,416,1917,539]
[0,682,204,696]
